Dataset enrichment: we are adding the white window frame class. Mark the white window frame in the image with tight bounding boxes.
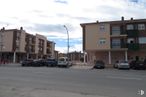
[127,24,134,30]
[99,24,105,32]
[111,39,121,48]
[138,24,145,30]
[99,38,106,45]
[127,38,134,44]
[139,37,146,44]
[111,26,121,35]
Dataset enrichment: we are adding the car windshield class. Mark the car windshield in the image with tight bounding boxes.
[47,59,55,61]
[120,60,128,63]
[58,58,65,61]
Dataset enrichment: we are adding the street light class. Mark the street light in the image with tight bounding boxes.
[63,25,69,64]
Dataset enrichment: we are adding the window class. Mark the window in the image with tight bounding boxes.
[99,38,106,45]
[127,24,134,30]
[127,38,134,43]
[99,24,105,32]
[138,24,145,30]
[139,37,146,44]
[112,39,121,48]
[111,26,120,35]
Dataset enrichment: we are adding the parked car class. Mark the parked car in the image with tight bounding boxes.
[57,57,72,67]
[32,59,46,67]
[93,60,105,69]
[117,60,130,69]
[21,59,46,67]
[45,58,57,67]
[21,59,34,67]
[130,60,146,70]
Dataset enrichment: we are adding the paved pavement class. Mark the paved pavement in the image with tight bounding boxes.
[0,63,21,67]
[71,64,93,69]
[0,66,145,97]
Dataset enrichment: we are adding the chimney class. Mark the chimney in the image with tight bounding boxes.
[20,27,23,30]
[121,16,124,21]
[2,27,5,30]
[131,17,133,20]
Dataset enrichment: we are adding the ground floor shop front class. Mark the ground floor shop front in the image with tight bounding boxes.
[84,50,146,67]
[0,52,51,64]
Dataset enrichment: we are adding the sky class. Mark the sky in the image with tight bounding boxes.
[0,0,146,53]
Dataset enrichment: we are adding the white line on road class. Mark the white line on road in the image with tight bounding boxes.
[106,76,142,80]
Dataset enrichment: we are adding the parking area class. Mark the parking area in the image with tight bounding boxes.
[0,65,145,97]
[0,62,146,71]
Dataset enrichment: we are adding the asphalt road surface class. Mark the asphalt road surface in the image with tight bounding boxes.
[0,67,145,97]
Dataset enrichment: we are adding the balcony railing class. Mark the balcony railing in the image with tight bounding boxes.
[111,43,127,49]
[126,30,138,37]
[127,43,139,51]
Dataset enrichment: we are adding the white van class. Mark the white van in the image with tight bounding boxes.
[57,57,72,67]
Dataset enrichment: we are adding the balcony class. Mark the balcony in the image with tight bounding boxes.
[111,43,128,50]
[127,43,139,51]
[126,30,138,37]
[110,34,127,38]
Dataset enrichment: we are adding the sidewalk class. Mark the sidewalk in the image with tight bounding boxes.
[0,63,21,67]
[71,62,93,69]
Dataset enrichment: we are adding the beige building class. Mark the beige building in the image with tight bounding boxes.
[81,17,146,66]
[0,27,55,63]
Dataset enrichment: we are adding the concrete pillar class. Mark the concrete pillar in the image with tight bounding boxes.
[125,50,128,61]
[84,52,86,63]
[108,51,111,64]
[13,51,16,63]
[27,53,29,60]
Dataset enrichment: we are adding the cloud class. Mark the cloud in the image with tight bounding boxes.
[32,24,66,33]
[54,0,68,4]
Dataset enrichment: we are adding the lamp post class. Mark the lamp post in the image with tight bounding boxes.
[63,25,69,64]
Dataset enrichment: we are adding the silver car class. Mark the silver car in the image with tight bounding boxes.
[57,57,72,67]
[117,60,130,69]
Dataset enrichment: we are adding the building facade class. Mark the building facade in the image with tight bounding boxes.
[68,51,82,61]
[81,17,146,66]
[0,27,55,63]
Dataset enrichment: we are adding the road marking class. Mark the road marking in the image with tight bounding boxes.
[106,76,142,80]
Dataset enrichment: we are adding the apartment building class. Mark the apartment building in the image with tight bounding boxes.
[46,40,56,58]
[80,17,146,66]
[68,51,83,61]
[0,27,55,63]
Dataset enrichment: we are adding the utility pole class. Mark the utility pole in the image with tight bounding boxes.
[63,25,69,64]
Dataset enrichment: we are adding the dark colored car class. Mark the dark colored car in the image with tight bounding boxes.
[93,60,105,69]
[45,58,57,67]
[32,59,46,67]
[21,59,34,67]
[21,59,46,67]
[130,60,146,70]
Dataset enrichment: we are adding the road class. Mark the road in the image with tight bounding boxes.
[0,67,145,97]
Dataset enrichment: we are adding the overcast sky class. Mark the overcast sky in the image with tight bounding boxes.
[0,0,146,53]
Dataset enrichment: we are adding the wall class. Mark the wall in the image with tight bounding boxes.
[85,23,111,51]
[3,31,13,52]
